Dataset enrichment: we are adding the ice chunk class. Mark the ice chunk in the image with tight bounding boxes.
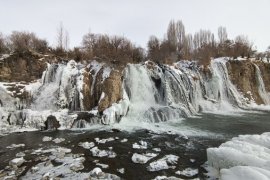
[95,137,115,144]
[153,148,161,152]
[52,138,65,143]
[117,168,125,174]
[175,168,198,177]
[207,132,270,179]
[220,166,270,180]
[90,147,116,158]
[96,163,109,169]
[6,144,25,149]
[78,142,95,149]
[147,155,178,172]
[132,140,148,149]
[120,138,128,143]
[9,157,25,167]
[132,153,158,164]
[42,136,53,142]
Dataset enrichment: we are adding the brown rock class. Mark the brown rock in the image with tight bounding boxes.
[226,60,267,104]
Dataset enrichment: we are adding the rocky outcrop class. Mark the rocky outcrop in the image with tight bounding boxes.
[0,51,47,82]
[226,60,269,104]
[82,64,123,113]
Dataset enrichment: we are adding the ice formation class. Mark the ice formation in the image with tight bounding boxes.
[207,132,270,180]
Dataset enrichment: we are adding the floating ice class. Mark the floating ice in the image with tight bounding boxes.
[117,168,125,174]
[42,136,52,142]
[6,144,25,149]
[132,153,158,164]
[147,155,179,172]
[78,142,95,149]
[52,138,65,143]
[9,157,25,167]
[90,147,116,158]
[175,168,198,177]
[95,137,115,144]
[132,140,148,149]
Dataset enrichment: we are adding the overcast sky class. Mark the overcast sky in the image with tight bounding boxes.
[0,0,269,51]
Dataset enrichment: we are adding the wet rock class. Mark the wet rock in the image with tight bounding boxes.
[15,152,25,158]
[52,138,65,144]
[44,115,60,130]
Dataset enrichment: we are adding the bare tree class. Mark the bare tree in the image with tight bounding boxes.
[218,26,228,44]
[0,33,7,54]
[175,20,185,53]
[56,22,64,51]
[64,30,69,51]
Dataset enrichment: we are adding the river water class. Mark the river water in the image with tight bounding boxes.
[0,110,270,179]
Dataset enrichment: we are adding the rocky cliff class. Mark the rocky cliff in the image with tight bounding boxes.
[0,51,48,82]
[226,60,270,105]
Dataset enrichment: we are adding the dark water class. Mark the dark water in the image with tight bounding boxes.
[0,110,270,179]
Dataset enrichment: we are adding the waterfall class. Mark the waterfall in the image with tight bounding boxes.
[31,60,83,111]
[253,64,270,105]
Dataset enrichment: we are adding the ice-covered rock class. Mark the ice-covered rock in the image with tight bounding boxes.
[147,155,179,172]
[131,153,158,164]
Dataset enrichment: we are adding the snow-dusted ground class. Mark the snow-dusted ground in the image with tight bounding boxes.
[207,132,270,180]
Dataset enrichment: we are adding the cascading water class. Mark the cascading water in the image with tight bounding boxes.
[253,64,270,105]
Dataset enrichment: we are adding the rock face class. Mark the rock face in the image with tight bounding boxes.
[82,65,123,112]
[0,51,47,82]
[226,60,265,104]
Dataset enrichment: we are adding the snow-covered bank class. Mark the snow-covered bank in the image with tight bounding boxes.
[206,132,270,180]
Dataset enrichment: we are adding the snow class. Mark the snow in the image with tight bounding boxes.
[132,140,148,149]
[147,155,179,172]
[207,132,270,179]
[131,153,158,164]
